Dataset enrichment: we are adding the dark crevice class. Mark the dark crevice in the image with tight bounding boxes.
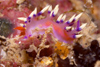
[0,18,14,37]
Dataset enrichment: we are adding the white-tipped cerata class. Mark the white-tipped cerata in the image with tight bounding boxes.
[53,5,59,15]
[34,7,37,14]
[50,5,59,17]
[65,27,72,30]
[18,17,27,21]
[54,4,59,10]
[69,14,76,22]
[75,13,83,20]
[48,5,52,12]
[57,14,63,21]
[61,15,66,21]
[53,8,59,16]
[41,5,50,13]
[20,23,24,27]
[80,23,87,29]
[29,7,37,17]
[75,34,83,38]
[20,23,26,27]
[72,27,74,30]
[50,10,53,16]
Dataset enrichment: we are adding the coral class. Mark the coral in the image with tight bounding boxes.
[0,0,31,37]
[76,21,97,48]
[54,41,69,60]
[73,40,100,67]
[0,27,56,67]
[95,61,100,67]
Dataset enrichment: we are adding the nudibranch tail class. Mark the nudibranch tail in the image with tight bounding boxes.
[16,5,87,43]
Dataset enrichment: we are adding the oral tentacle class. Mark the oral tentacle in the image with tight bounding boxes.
[76,20,81,31]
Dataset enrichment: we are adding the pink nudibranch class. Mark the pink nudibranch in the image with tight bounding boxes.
[16,5,86,43]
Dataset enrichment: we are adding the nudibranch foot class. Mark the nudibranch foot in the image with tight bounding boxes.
[16,5,87,43]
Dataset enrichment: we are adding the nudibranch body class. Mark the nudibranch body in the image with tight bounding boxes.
[15,5,87,43]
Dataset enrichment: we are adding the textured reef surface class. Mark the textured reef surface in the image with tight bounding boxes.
[0,0,100,67]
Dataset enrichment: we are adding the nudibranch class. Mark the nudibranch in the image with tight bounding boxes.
[15,5,87,43]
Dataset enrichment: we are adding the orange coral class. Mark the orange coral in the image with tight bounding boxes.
[54,41,69,60]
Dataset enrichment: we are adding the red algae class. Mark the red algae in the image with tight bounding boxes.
[0,0,32,37]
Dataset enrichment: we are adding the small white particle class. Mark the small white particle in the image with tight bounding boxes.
[16,0,25,4]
